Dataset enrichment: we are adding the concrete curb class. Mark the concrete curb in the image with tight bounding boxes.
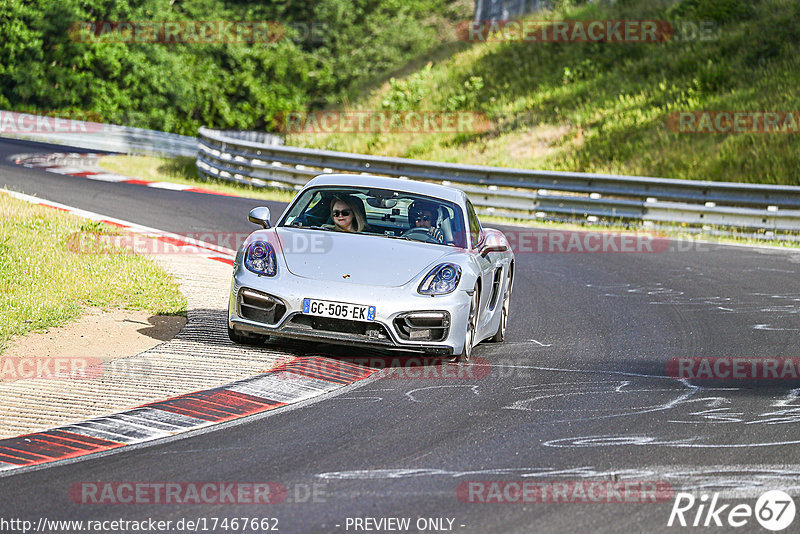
[0,357,374,472]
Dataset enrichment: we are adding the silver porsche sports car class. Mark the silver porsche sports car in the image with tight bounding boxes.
[227,174,514,361]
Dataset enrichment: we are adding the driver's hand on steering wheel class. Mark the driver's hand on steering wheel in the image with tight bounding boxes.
[401,226,444,243]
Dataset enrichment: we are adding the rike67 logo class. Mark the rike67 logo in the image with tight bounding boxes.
[668,490,796,530]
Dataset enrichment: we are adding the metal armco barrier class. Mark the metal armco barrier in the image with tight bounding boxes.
[197,127,800,232]
[0,110,197,157]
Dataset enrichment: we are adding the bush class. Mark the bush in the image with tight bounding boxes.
[0,0,467,134]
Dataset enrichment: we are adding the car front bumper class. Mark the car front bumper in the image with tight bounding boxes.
[228,266,471,356]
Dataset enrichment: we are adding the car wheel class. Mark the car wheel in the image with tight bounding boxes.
[488,269,512,343]
[455,286,479,362]
[227,325,269,346]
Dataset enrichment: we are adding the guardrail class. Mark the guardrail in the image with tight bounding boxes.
[4,111,796,233]
[197,127,800,233]
[0,110,197,157]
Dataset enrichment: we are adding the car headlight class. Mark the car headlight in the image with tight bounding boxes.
[418,263,461,295]
[244,241,277,276]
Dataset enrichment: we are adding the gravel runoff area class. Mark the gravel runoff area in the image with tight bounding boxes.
[0,253,296,439]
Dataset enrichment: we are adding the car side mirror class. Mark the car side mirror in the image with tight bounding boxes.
[248,207,271,228]
[479,230,509,257]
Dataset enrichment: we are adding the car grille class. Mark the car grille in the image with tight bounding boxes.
[238,288,286,325]
[288,315,392,341]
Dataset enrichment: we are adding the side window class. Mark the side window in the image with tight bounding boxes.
[283,190,321,226]
[466,200,481,247]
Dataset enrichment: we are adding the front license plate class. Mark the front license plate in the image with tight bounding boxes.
[303,298,376,321]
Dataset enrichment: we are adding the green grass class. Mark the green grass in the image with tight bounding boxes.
[288,0,800,186]
[0,193,187,353]
[97,155,296,203]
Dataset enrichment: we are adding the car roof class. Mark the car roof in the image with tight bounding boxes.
[303,174,467,205]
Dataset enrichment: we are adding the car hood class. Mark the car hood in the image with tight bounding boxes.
[276,228,452,287]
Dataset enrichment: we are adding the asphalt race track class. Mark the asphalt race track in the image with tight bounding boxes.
[2,137,800,533]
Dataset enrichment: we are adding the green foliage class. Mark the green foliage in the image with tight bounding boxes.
[79,220,119,235]
[561,59,597,85]
[0,0,465,134]
[444,76,484,111]
[669,0,756,23]
[381,64,433,111]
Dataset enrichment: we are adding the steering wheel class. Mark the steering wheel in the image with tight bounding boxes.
[400,227,441,243]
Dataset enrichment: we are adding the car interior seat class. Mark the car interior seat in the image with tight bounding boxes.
[438,207,454,244]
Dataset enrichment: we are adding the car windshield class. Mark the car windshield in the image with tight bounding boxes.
[279,186,467,248]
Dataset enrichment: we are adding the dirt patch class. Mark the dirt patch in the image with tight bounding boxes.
[1,307,186,380]
[504,124,572,161]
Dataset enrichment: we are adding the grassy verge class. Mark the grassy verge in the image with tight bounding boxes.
[288,0,800,186]
[0,193,186,353]
[97,155,297,203]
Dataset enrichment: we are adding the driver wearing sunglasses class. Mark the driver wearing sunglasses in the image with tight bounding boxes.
[408,200,445,243]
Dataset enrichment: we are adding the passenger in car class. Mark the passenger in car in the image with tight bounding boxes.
[328,195,370,233]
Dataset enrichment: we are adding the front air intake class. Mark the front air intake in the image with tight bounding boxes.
[393,311,450,342]
[238,288,286,325]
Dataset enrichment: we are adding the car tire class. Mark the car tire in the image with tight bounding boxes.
[454,286,479,362]
[488,268,512,343]
[228,325,269,346]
